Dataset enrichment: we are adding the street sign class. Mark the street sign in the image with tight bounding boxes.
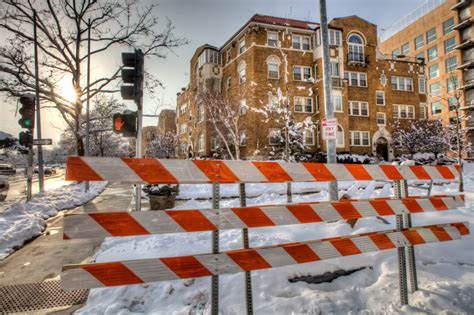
[33,139,52,145]
[322,117,338,140]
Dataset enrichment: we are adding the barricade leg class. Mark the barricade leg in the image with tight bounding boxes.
[287,182,292,203]
[239,183,254,315]
[401,180,419,293]
[212,182,220,315]
[394,180,409,306]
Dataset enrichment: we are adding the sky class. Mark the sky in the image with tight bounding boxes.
[0,0,427,144]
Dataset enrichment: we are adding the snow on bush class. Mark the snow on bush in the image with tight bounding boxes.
[0,181,107,259]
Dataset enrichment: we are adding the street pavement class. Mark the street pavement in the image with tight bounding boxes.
[0,182,133,313]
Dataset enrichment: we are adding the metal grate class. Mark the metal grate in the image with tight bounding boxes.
[0,280,89,313]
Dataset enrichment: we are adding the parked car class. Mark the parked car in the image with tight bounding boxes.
[34,166,57,176]
[0,164,16,176]
[0,177,9,201]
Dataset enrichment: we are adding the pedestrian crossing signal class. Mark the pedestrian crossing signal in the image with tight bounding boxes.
[112,112,137,137]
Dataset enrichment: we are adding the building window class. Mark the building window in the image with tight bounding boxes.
[350,131,370,146]
[376,91,385,105]
[239,38,246,54]
[348,33,365,62]
[226,50,232,62]
[380,73,387,85]
[394,105,415,119]
[315,95,320,113]
[179,123,187,134]
[303,128,315,145]
[330,61,340,77]
[428,46,438,61]
[349,101,369,116]
[443,17,454,35]
[449,97,459,111]
[431,101,442,115]
[329,29,342,46]
[239,99,247,115]
[267,31,278,47]
[416,51,425,62]
[336,125,344,148]
[238,61,246,84]
[267,55,280,79]
[294,97,313,113]
[401,43,409,55]
[420,103,428,119]
[392,48,400,58]
[415,35,424,50]
[198,133,205,152]
[332,93,343,112]
[344,71,367,87]
[293,66,312,81]
[239,130,247,146]
[429,64,439,79]
[445,56,457,73]
[444,37,456,54]
[418,76,426,94]
[226,77,232,89]
[211,137,218,151]
[292,35,311,50]
[180,102,188,115]
[377,112,386,125]
[197,103,205,122]
[447,77,459,92]
[391,76,413,91]
[426,27,437,44]
[430,82,440,97]
[269,128,281,145]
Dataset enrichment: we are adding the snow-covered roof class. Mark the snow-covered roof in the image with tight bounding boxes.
[0,131,14,141]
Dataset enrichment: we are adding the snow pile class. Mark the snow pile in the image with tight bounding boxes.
[0,131,14,141]
[79,174,474,313]
[0,181,107,259]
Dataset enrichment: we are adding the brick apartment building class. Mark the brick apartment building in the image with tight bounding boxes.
[380,0,474,157]
[176,14,427,161]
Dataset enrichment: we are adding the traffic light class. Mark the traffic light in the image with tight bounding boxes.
[18,94,36,129]
[18,131,33,147]
[121,49,144,103]
[113,111,137,137]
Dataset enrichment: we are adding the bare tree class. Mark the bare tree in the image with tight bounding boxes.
[145,133,176,159]
[0,0,187,155]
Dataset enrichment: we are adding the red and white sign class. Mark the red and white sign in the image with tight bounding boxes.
[322,118,338,140]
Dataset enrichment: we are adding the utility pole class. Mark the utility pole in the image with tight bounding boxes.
[33,10,44,192]
[319,0,338,201]
[85,19,91,192]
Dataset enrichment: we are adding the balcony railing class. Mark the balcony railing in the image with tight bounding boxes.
[347,53,369,66]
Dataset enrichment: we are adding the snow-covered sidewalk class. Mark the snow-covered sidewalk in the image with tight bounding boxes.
[0,181,107,260]
[77,170,474,314]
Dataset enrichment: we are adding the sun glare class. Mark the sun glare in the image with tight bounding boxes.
[58,75,77,103]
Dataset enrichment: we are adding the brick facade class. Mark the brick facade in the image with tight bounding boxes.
[176,14,427,161]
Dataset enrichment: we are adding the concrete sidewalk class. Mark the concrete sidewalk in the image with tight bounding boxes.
[0,183,133,314]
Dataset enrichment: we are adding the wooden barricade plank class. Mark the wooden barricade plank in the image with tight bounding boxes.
[63,195,464,240]
[66,157,461,184]
[61,222,469,290]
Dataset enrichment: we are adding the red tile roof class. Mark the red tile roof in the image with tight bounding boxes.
[250,14,319,30]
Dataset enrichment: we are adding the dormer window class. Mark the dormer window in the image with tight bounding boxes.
[348,33,365,63]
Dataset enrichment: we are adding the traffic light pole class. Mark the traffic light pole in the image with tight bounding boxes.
[135,102,143,212]
[33,10,45,192]
[85,19,91,192]
[26,132,34,202]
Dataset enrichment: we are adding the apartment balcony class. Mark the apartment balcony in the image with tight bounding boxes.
[451,0,471,10]
[455,39,474,50]
[331,77,345,89]
[454,17,473,30]
[347,53,369,66]
[457,59,474,70]
[459,79,474,90]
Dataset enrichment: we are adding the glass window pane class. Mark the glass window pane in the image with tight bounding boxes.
[427,27,437,43]
[415,35,424,50]
[443,18,454,35]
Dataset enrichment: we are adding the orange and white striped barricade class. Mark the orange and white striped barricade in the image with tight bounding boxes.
[62,157,465,312]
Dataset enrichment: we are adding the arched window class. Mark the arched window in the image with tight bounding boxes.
[348,33,365,62]
[336,125,344,148]
[266,55,280,79]
[238,61,246,84]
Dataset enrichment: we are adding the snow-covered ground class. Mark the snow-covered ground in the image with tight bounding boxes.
[79,169,474,314]
[0,181,107,260]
